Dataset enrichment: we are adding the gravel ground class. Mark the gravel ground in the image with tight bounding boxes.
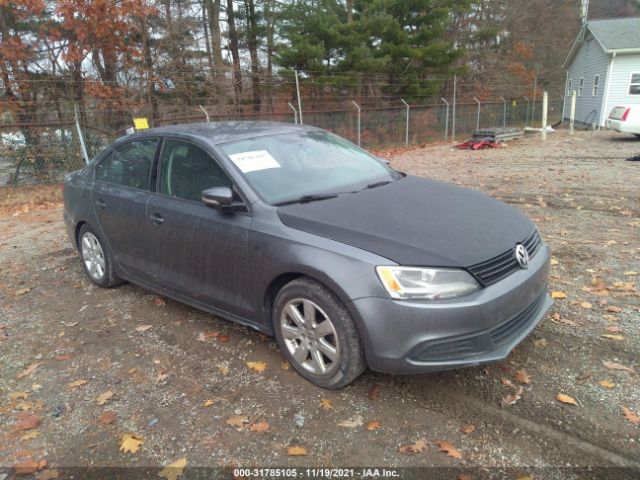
[0,129,639,480]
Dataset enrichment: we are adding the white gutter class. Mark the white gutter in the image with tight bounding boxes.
[600,52,616,127]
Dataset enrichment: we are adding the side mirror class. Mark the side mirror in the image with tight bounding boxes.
[202,186,234,209]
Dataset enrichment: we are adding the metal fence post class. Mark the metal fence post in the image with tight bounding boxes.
[288,102,298,124]
[473,97,481,131]
[523,96,530,127]
[198,105,210,123]
[499,96,507,128]
[541,91,548,141]
[570,90,577,135]
[74,103,89,164]
[441,97,450,141]
[295,69,303,125]
[351,100,361,146]
[400,99,409,145]
[452,74,457,142]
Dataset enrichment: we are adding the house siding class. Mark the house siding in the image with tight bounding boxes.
[603,53,640,120]
[564,33,610,126]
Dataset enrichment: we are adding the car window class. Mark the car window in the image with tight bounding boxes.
[95,139,157,190]
[159,139,231,202]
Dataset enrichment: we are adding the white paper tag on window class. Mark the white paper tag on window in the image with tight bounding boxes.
[228,150,280,173]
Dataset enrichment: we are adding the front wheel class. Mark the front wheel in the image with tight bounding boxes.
[273,278,366,389]
[77,224,121,288]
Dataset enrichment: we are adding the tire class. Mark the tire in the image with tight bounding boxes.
[77,224,121,288]
[634,134,640,139]
[273,277,366,389]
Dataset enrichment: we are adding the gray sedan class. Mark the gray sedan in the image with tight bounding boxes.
[63,122,552,388]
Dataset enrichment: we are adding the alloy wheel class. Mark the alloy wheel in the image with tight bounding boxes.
[280,298,340,376]
[81,232,106,281]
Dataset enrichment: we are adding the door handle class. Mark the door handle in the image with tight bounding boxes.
[95,199,106,209]
[149,213,164,225]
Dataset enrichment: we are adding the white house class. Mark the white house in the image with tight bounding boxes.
[562,17,640,127]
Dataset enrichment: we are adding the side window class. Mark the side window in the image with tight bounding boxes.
[95,139,157,190]
[630,73,640,95]
[160,139,231,202]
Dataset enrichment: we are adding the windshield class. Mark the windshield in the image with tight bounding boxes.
[220,131,399,204]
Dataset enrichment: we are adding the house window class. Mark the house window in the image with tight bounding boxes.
[593,75,600,96]
[579,78,584,96]
[567,79,573,96]
[630,73,640,95]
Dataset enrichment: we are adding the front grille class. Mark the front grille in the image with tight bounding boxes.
[412,291,546,363]
[468,230,541,286]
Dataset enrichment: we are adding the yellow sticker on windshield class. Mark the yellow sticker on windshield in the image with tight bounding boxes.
[133,118,149,130]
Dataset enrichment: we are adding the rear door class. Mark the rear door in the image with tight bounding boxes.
[91,138,159,278]
[144,138,253,319]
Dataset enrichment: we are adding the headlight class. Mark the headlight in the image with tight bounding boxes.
[376,266,480,300]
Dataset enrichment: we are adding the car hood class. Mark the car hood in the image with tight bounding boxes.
[277,175,535,267]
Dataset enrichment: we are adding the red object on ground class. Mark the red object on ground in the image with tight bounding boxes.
[454,140,501,150]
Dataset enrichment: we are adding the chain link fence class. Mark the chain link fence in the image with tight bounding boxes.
[0,98,563,186]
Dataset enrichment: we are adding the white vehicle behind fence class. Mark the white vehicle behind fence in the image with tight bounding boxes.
[607,105,640,138]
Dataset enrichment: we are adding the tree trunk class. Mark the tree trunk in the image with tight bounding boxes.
[346,0,353,23]
[226,0,242,104]
[140,16,158,124]
[201,1,214,75]
[245,0,261,112]
[206,0,225,75]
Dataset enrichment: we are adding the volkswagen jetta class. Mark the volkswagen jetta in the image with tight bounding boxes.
[63,122,552,388]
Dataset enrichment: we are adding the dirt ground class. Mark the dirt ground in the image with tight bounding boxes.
[1,130,639,479]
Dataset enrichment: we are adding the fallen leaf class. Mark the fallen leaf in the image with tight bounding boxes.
[606,306,623,313]
[15,287,31,296]
[12,412,41,432]
[532,338,547,348]
[98,411,116,425]
[598,379,615,389]
[460,424,476,434]
[605,326,623,333]
[287,446,307,456]
[280,361,290,370]
[246,361,267,373]
[9,391,30,401]
[580,301,592,309]
[16,362,42,379]
[500,387,523,407]
[153,296,166,306]
[601,334,625,341]
[54,354,71,361]
[622,406,640,425]
[515,370,531,385]
[68,379,88,389]
[550,257,559,266]
[20,430,40,441]
[366,420,381,431]
[96,390,113,405]
[226,415,249,430]
[457,475,473,480]
[500,378,514,387]
[158,457,187,480]
[556,393,578,406]
[602,361,634,374]
[14,459,46,475]
[217,334,230,343]
[35,469,59,480]
[398,438,428,455]
[135,325,152,332]
[368,384,380,400]
[551,291,567,299]
[119,433,144,453]
[624,271,638,276]
[249,421,270,432]
[436,440,462,459]
[203,399,214,408]
[216,363,229,375]
[338,414,363,428]
[319,399,333,410]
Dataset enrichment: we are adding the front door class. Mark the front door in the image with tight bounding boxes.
[144,139,254,319]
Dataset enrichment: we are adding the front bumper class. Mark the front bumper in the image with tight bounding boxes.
[349,244,552,374]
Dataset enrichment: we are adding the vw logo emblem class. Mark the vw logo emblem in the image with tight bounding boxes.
[514,244,529,269]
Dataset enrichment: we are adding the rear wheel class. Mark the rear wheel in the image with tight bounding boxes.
[273,278,366,389]
[77,224,121,287]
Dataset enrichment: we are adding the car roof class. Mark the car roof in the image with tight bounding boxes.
[116,121,322,146]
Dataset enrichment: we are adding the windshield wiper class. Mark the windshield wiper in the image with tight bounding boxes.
[273,193,338,206]
[365,180,393,189]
